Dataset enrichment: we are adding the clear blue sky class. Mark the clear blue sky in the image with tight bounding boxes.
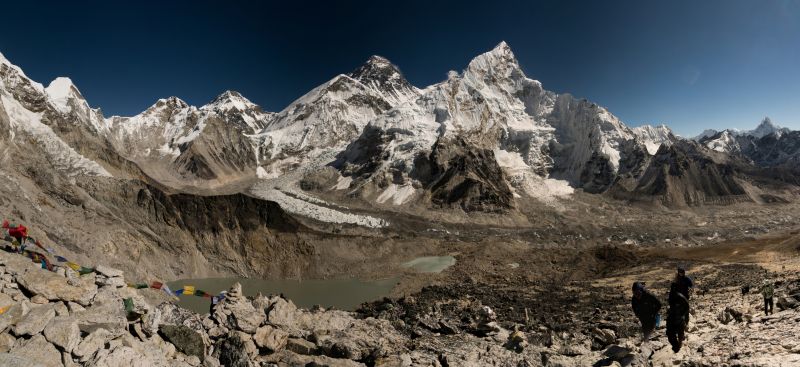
[1,1,798,136]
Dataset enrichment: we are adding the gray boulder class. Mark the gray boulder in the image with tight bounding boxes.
[9,334,62,367]
[0,353,52,367]
[286,337,317,355]
[0,332,16,353]
[253,325,288,352]
[72,298,127,335]
[17,269,96,306]
[44,317,81,353]
[94,265,123,278]
[74,328,113,362]
[215,333,253,367]
[85,345,168,367]
[13,304,55,336]
[0,301,30,333]
[159,324,205,361]
[265,297,297,327]
[211,286,264,334]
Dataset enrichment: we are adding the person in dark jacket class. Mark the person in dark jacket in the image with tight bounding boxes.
[631,282,662,341]
[674,266,694,300]
[666,282,690,352]
[761,278,775,316]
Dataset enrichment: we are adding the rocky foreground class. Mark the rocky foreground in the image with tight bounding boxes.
[0,247,799,367]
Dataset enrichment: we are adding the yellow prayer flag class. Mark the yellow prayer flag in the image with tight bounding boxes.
[183,285,195,295]
[67,262,81,271]
[0,305,11,315]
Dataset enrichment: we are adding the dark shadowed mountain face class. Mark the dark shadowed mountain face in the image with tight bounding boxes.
[610,141,751,206]
[738,131,800,169]
[348,56,419,106]
[424,136,515,213]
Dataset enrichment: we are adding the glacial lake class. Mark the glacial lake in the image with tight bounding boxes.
[168,277,398,314]
[401,255,456,273]
[168,256,455,314]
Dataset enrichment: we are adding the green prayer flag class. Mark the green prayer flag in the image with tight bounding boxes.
[123,297,134,313]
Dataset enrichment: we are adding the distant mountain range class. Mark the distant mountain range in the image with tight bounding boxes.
[2,42,799,225]
[694,117,791,142]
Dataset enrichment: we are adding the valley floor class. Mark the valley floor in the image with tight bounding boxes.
[355,226,800,366]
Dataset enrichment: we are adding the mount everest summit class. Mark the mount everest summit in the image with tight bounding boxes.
[2,42,799,228]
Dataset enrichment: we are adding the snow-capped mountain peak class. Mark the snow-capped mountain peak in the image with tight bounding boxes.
[45,77,83,113]
[365,55,392,67]
[336,41,642,203]
[694,129,719,141]
[464,41,521,80]
[703,130,739,153]
[42,76,110,133]
[201,90,259,113]
[45,77,77,98]
[142,97,191,116]
[697,117,792,153]
[350,55,400,80]
[0,52,37,85]
[486,40,512,58]
[0,51,46,102]
[0,53,112,177]
[749,117,787,138]
[348,55,419,105]
[632,124,674,154]
[696,117,788,142]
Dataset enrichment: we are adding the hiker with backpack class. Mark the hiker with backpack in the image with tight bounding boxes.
[2,220,27,244]
[666,282,690,353]
[761,276,775,316]
[631,281,662,341]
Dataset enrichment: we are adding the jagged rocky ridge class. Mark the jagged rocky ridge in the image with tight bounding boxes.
[609,141,750,206]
